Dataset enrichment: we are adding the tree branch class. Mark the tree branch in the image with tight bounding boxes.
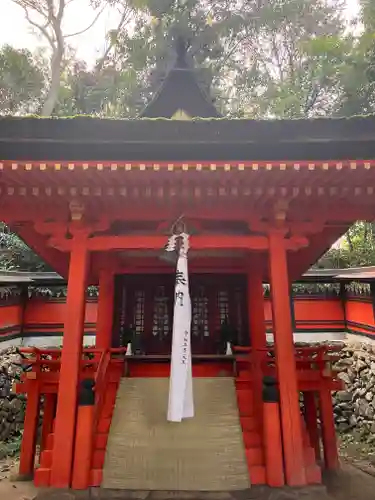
[95,6,134,72]
[22,6,56,50]
[57,0,65,23]
[12,0,48,18]
[64,5,106,38]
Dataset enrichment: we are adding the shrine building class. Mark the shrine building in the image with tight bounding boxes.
[1,40,375,493]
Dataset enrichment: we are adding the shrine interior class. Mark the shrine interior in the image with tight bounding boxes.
[113,273,248,354]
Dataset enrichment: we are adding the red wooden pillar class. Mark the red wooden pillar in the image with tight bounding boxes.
[248,258,267,351]
[247,258,266,418]
[50,235,90,488]
[319,387,339,470]
[304,391,321,461]
[19,380,39,477]
[40,393,56,453]
[268,230,306,486]
[96,270,115,350]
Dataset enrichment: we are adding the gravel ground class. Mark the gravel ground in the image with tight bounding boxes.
[0,449,375,500]
[326,461,375,500]
[0,458,37,500]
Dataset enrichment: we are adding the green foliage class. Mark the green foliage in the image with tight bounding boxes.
[0,0,365,118]
[54,61,141,117]
[231,0,350,117]
[0,435,22,459]
[0,45,46,114]
[0,227,49,272]
[318,222,375,269]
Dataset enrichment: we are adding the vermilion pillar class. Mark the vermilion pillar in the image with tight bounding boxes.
[248,258,267,352]
[50,234,89,488]
[96,270,115,350]
[247,258,267,417]
[268,230,306,486]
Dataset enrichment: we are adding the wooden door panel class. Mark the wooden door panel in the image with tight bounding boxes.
[113,274,248,354]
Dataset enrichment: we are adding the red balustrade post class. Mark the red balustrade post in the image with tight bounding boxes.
[19,379,40,477]
[40,393,56,453]
[319,386,339,470]
[304,391,321,461]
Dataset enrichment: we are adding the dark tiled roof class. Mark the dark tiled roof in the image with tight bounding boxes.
[140,68,220,118]
[1,115,375,162]
[140,37,220,119]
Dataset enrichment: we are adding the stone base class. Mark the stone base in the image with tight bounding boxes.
[34,486,332,500]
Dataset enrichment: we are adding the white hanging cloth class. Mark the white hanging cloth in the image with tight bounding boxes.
[166,233,194,422]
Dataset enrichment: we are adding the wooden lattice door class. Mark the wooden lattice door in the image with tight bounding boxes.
[113,274,248,354]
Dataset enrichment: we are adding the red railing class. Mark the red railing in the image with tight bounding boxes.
[17,346,104,375]
[232,344,343,384]
[93,349,111,431]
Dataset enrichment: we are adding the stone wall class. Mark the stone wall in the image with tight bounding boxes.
[334,342,375,444]
[0,347,25,458]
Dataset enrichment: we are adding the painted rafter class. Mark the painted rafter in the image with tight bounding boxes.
[1,160,375,171]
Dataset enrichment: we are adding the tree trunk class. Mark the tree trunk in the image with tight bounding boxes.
[41,46,63,116]
[41,12,64,118]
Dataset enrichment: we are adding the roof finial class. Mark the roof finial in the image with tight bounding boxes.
[175,36,189,68]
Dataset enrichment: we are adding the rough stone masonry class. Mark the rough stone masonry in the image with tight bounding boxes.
[0,346,25,458]
[333,341,375,444]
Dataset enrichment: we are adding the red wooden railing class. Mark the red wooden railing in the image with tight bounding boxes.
[233,343,343,478]
[91,347,126,430]
[93,349,111,431]
[16,346,127,488]
[15,344,342,487]
[232,344,342,382]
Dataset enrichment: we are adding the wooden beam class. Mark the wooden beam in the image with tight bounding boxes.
[93,234,269,251]
[49,234,308,253]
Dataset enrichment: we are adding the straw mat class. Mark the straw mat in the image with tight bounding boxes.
[102,377,250,491]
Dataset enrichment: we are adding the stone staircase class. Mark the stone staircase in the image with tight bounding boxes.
[101,377,251,491]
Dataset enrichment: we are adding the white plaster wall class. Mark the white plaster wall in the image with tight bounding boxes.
[0,335,96,350]
[266,331,348,344]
